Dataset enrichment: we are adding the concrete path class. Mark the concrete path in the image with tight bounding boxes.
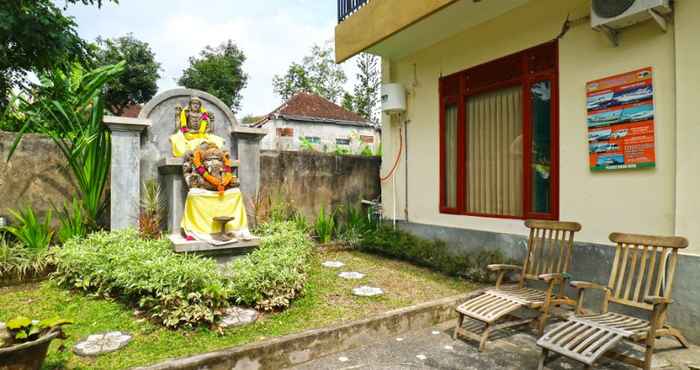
[288,320,700,370]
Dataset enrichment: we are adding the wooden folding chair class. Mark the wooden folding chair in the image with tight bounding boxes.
[537,232,690,370]
[454,220,581,351]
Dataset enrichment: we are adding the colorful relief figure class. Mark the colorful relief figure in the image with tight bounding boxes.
[169,96,226,157]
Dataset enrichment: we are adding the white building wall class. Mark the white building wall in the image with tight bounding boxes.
[259,119,381,154]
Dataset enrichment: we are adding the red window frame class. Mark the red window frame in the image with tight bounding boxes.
[438,41,559,221]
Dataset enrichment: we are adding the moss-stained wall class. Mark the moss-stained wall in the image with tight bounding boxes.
[260,151,381,219]
[0,131,78,219]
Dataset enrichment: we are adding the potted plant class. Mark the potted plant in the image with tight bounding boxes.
[0,316,71,370]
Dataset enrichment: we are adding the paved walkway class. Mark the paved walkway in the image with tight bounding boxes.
[288,320,700,370]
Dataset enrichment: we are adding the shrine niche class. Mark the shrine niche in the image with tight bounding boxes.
[129,88,265,259]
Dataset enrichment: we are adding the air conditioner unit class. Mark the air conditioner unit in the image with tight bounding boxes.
[591,0,671,31]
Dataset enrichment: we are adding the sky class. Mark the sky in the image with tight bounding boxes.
[64,0,359,118]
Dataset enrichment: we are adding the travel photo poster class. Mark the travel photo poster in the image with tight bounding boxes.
[586,67,656,171]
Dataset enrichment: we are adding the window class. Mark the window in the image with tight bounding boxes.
[276,127,294,137]
[303,136,321,144]
[360,135,374,144]
[439,41,558,220]
[336,138,351,145]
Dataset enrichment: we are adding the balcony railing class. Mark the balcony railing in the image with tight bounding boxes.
[338,0,370,23]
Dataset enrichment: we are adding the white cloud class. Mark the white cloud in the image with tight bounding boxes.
[65,1,360,117]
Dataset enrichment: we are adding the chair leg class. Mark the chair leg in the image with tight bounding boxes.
[538,311,550,336]
[478,323,492,352]
[537,348,548,370]
[668,327,690,349]
[643,334,656,370]
[453,313,464,340]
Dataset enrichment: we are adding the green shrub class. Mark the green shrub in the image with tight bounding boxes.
[2,206,54,251]
[52,229,230,328]
[360,225,512,283]
[228,221,313,311]
[0,236,53,281]
[336,205,369,248]
[313,206,336,244]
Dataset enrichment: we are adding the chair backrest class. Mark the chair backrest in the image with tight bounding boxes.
[520,220,582,286]
[606,233,688,311]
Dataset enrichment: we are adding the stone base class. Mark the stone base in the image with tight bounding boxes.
[168,234,260,265]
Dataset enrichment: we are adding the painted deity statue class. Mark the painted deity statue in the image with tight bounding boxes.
[169,96,226,157]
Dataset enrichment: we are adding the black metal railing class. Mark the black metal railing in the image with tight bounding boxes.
[338,0,370,23]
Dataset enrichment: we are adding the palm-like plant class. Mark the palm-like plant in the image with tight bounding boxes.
[8,62,125,228]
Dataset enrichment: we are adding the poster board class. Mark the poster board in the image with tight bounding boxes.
[586,67,656,171]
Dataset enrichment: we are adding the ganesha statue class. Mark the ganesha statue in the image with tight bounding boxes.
[182,142,239,194]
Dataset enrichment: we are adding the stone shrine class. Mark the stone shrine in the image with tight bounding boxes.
[104,88,266,261]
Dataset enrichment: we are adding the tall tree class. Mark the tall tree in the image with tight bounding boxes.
[341,92,355,112]
[272,43,347,103]
[0,0,116,107]
[94,34,160,115]
[351,53,380,123]
[178,40,248,113]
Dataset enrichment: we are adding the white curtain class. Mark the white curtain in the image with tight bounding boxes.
[467,86,523,216]
[445,105,458,208]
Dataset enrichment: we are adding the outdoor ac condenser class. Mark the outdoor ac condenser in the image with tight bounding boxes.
[591,0,671,30]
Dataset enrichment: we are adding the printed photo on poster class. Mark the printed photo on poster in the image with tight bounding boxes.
[586,67,656,171]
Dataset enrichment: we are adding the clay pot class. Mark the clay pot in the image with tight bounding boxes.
[0,331,59,370]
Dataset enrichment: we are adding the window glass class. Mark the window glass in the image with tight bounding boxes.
[336,138,351,145]
[530,81,552,214]
[444,104,458,209]
[304,136,321,144]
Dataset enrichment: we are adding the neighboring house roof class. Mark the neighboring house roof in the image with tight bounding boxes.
[252,92,376,128]
[120,104,142,118]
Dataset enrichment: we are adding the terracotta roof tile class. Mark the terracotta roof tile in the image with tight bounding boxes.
[253,92,371,127]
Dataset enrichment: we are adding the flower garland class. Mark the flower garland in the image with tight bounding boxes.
[193,149,235,195]
[180,108,209,134]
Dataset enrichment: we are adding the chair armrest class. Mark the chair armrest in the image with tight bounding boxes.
[570,281,610,292]
[644,296,673,305]
[538,272,572,283]
[487,264,522,272]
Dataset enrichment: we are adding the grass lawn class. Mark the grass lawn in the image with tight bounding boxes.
[0,248,478,369]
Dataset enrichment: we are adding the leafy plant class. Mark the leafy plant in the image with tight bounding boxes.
[0,236,53,280]
[8,62,126,228]
[3,316,71,347]
[360,225,513,283]
[314,205,336,244]
[336,205,369,248]
[52,229,231,328]
[228,221,313,311]
[54,198,88,244]
[139,180,163,239]
[334,146,351,156]
[359,145,374,157]
[2,206,54,251]
[299,137,316,152]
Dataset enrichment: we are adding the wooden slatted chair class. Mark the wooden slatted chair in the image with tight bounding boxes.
[536,232,689,370]
[454,220,581,351]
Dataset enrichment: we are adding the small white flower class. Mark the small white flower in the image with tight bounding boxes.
[338,356,349,362]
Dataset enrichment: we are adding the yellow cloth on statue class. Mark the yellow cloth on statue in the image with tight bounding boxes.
[169,130,226,158]
[181,188,248,235]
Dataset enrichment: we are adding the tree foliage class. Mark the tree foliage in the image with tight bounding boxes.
[94,34,160,115]
[0,0,116,107]
[178,40,248,113]
[352,53,380,123]
[272,43,347,103]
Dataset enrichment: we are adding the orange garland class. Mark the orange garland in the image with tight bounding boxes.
[193,149,237,195]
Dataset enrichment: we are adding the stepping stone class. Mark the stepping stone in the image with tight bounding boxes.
[352,286,384,297]
[338,271,365,280]
[322,261,345,268]
[73,331,131,357]
[416,354,427,360]
[220,307,258,328]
